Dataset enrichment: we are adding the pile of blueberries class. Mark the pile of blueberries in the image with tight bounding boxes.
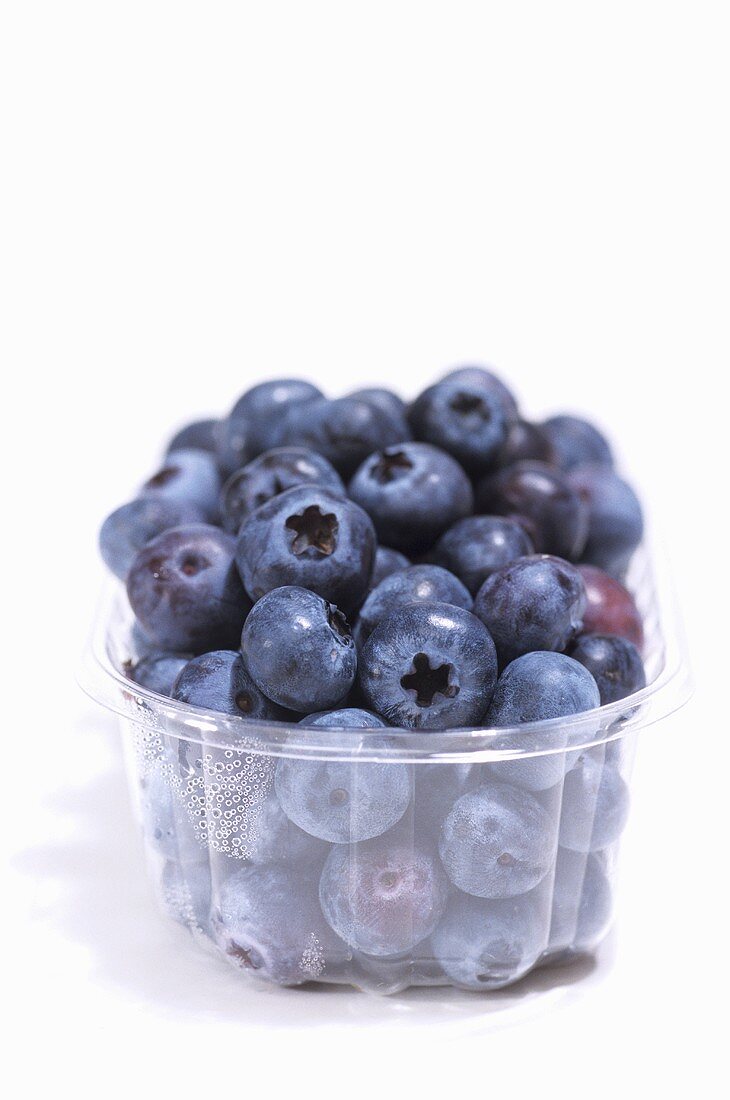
[99,366,648,991]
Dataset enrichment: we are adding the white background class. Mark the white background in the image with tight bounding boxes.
[2,1,727,1095]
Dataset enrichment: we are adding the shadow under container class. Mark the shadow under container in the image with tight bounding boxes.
[79,551,690,994]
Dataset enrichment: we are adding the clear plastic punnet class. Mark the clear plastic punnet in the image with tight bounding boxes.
[79,546,691,994]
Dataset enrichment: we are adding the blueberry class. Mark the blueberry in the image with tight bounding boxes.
[548,849,612,952]
[495,419,557,469]
[439,782,555,898]
[439,365,519,424]
[348,387,410,438]
[230,378,324,456]
[99,498,205,580]
[474,554,586,665]
[140,448,222,521]
[413,763,477,844]
[214,416,253,478]
[161,858,212,931]
[355,565,472,647]
[569,634,646,705]
[299,708,389,729]
[369,546,411,590]
[242,586,357,713]
[542,415,614,472]
[214,863,349,985]
[484,652,600,791]
[275,396,404,478]
[128,652,189,697]
[348,442,474,555]
[359,602,498,730]
[431,889,546,989]
[408,380,509,475]
[568,466,644,577]
[172,649,284,718]
[559,750,630,853]
[127,524,251,653]
[244,788,330,866]
[219,447,344,533]
[275,738,412,843]
[235,485,376,614]
[476,460,589,560]
[433,515,535,596]
[319,839,449,956]
[165,418,220,457]
[578,564,644,649]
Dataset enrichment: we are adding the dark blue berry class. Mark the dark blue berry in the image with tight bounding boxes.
[348,442,473,554]
[431,889,546,989]
[569,634,645,705]
[369,546,411,590]
[476,460,589,560]
[230,378,323,457]
[214,416,253,478]
[241,586,357,713]
[439,782,555,897]
[99,497,205,580]
[542,415,613,472]
[140,448,222,521]
[319,838,449,956]
[220,447,344,533]
[165,418,220,457]
[275,396,404,478]
[235,485,376,614]
[244,788,330,866]
[433,515,534,596]
[559,749,629,853]
[275,738,412,843]
[568,466,644,577]
[439,365,519,424]
[495,420,557,469]
[348,387,410,438]
[127,524,251,654]
[355,565,472,647]
[171,649,283,718]
[129,652,190,697]
[408,380,509,474]
[474,554,586,665]
[359,602,498,730]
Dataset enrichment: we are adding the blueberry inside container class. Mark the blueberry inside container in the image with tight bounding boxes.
[79,546,690,994]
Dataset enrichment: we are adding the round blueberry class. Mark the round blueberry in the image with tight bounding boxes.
[235,485,376,614]
[348,442,474,554]
[274,395,404,478]
[241,586,357,713]
[165,418,220,457]
[355,565,472,647]
[99,497,206,580]
[128,652,190,697]
[568,466,644,577]
[140,447,222,521]
[172,649,284,719]
[484,652,600,791]
[244,788,330,866]
[578,565,644,650]
[408,379,509,475]
[220,447,344,533]
[275,738,412,843]
[569,634,646,705]
[439,782,555,898]
[439,365,519,424]
[214,863,349,985]
[319,839,449,956]
[127,524,251,654]
[474,554,586,665]
[433,515,535,596]
[359,602,498,730]
[559,750,630,853]
[431,889,547,989]
[348,387,410,438]
[230,378,324,456]
[214,415,253,478]
[298,708,389,729]
[369,546,411,591]
[476,461,589,560]
[542,415,614,472]
[495,420,557,470]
